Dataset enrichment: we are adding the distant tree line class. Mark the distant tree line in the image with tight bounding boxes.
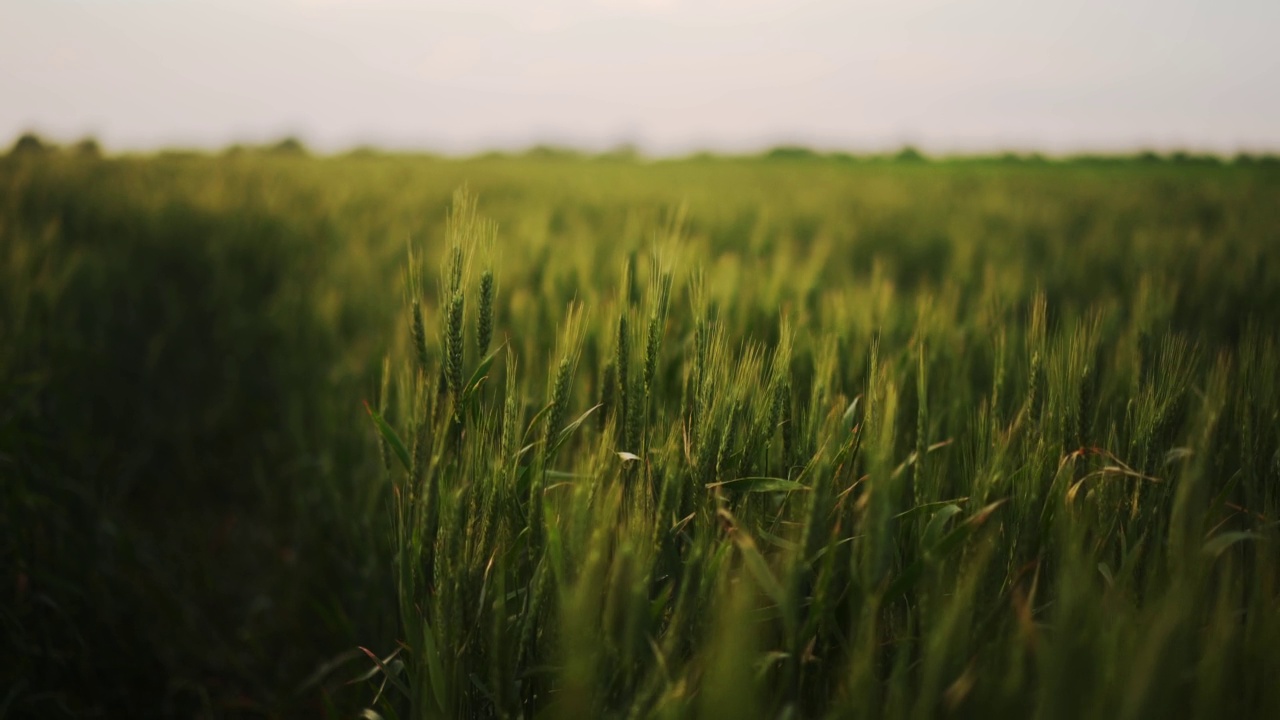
[4,132,312,159]
[7,132,101,158]
[6,131,1279,165]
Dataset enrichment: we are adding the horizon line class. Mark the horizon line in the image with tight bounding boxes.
[8,129,1280,162]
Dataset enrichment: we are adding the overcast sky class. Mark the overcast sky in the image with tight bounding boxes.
[2,0,1277,155]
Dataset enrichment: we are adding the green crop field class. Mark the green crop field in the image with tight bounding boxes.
[3,146,1279,718]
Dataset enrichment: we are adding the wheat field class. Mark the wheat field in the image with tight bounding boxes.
[3,147,1279,718]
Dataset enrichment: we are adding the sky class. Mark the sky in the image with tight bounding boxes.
[2,0,1278,155]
